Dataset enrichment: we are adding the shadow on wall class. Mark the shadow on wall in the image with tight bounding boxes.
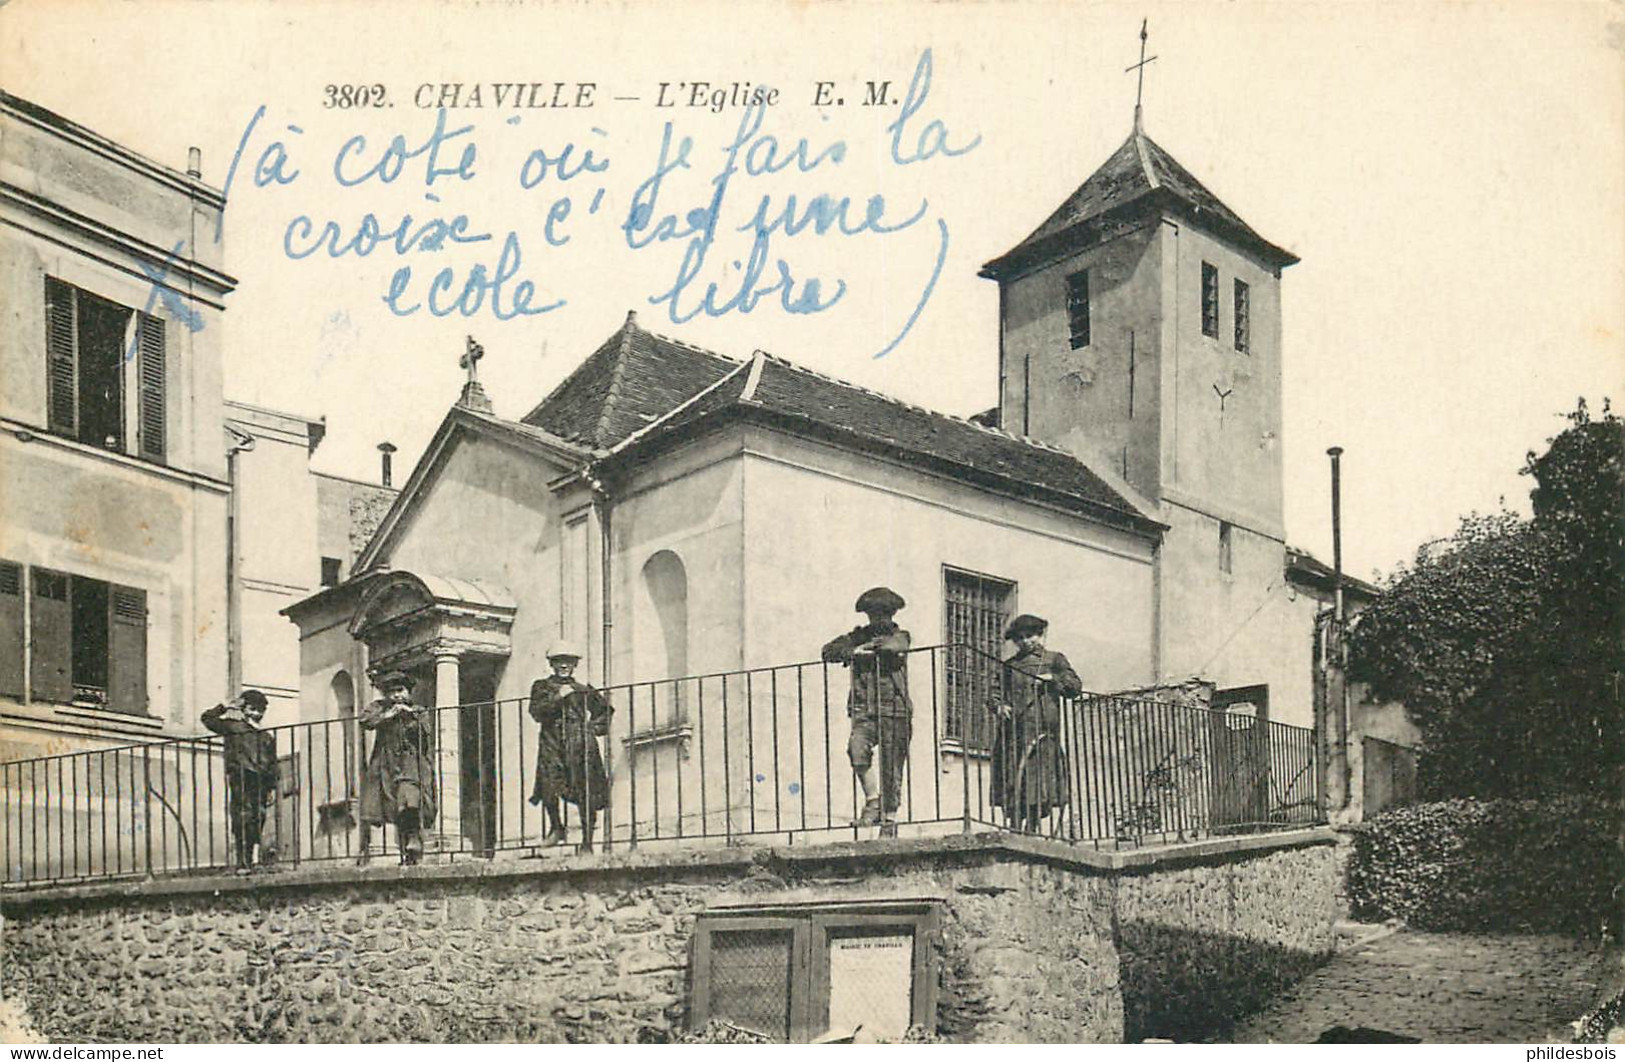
[1118,922,1331,1043]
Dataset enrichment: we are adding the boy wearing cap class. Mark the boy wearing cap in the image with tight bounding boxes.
[821,587,913,834]
[201,689,278,869]
[992,614,1082,832]
[359,671,438,865]
[528,644,613,852]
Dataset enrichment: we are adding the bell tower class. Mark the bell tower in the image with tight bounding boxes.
[979,42,1299,685]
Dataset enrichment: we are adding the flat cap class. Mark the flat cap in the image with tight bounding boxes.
[1004,614,1049,641]
[546,641,584,661]
[854,586,905,613]
[374,669,415,691]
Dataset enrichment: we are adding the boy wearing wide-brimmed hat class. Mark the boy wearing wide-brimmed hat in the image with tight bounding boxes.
[528,643,613,853]
[992,614,1082,832]
[821,587,913,835]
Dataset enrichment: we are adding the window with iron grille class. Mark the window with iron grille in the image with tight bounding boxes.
[1233,278,1251,353]
[1201,262,1219,338]
[943,567,1016,750]
[1065,269,1091,349]
[44,277,166,463]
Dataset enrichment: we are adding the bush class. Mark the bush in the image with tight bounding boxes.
[1347,796,1620,934]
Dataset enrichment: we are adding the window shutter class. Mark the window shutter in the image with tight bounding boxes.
[29,569,72,703]
[135,313,166,462]
[0,562,22,699]
[108,585,148,715]
[45,278,78,437]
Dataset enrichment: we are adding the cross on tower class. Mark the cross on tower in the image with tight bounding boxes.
[1125,18,1157,130]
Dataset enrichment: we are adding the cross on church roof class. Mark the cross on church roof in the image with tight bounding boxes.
[460,335,484,386]
[456,335,493,413]
[1126,18,1157,131]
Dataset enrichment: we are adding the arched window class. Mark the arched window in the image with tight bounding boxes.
[641,551,689,722]
[330,670,357,795]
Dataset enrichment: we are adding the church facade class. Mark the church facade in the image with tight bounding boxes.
[285,117,1356,847]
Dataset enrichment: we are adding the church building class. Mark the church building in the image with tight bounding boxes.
[285,111,1343,848]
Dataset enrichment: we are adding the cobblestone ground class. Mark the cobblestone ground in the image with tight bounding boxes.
[1231,929,1611,1044]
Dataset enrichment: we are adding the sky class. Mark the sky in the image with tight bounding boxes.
[3,0,1620,581]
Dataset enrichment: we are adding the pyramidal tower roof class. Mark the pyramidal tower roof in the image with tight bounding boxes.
[980,123,1299,280]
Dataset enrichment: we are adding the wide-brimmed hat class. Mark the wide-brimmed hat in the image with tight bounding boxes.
[1004,614,1049,641]
[854,586,905,613]
[374,669,414,691]
[546,641,584,662]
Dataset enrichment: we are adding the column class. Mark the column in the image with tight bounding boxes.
[433,651,463,851]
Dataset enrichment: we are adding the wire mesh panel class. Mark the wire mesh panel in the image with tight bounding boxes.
[706,927,797,1040]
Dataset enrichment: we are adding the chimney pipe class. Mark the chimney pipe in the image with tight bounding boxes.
[378,441,398,488]
[1327,446,1344,624]
[1326,445,1351,813]
[187,146,202,179]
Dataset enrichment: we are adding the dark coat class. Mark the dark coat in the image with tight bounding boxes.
[358,699,439,828]
[529,676,612,812]
[201,704,279,778]
[989,648,1081,816]
[821,623,913,718]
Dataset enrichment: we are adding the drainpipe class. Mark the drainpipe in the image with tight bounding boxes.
[225,425,257,696]
[590,469,612,688]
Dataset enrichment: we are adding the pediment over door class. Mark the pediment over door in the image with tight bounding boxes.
[348,570,516,673]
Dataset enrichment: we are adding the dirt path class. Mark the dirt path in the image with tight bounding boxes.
[1230,929,1610,1044]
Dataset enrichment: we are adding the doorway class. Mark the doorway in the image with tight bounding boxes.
[459,661,501,855]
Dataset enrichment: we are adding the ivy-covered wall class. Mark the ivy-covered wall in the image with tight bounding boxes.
[1347,797,1619,934]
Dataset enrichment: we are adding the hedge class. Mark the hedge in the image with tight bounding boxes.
[1347,796,1621,934]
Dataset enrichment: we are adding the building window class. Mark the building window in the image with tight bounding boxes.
[1234,278,1251,353]
[1065,269,1091,349]
[45,277,167,463]
[320,556,343,588]
[1219,521,1234,575]
[26,567,147,714]
[690,903,940,1042]
[943,567,1016,751]
[1201,262,1219,338]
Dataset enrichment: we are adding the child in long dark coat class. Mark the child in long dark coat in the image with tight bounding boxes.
[359,670,438,864]
[528,644,612,852]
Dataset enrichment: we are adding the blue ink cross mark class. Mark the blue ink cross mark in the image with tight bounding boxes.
[128,240,206,360]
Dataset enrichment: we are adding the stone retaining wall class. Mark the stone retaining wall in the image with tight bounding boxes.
[1,831,1335,1043]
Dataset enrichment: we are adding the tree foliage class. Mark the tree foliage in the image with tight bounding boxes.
[1349,399,1623,798]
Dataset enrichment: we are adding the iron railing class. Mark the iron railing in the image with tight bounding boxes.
[1,646,1322,888]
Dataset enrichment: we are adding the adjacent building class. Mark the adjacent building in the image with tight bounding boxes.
[0,90,236,759]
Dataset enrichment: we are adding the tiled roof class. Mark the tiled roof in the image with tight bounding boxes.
[613,350,1162,532]
[1285,546,1380,599]
[521,312,738,448]
[981,126,1298,279]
